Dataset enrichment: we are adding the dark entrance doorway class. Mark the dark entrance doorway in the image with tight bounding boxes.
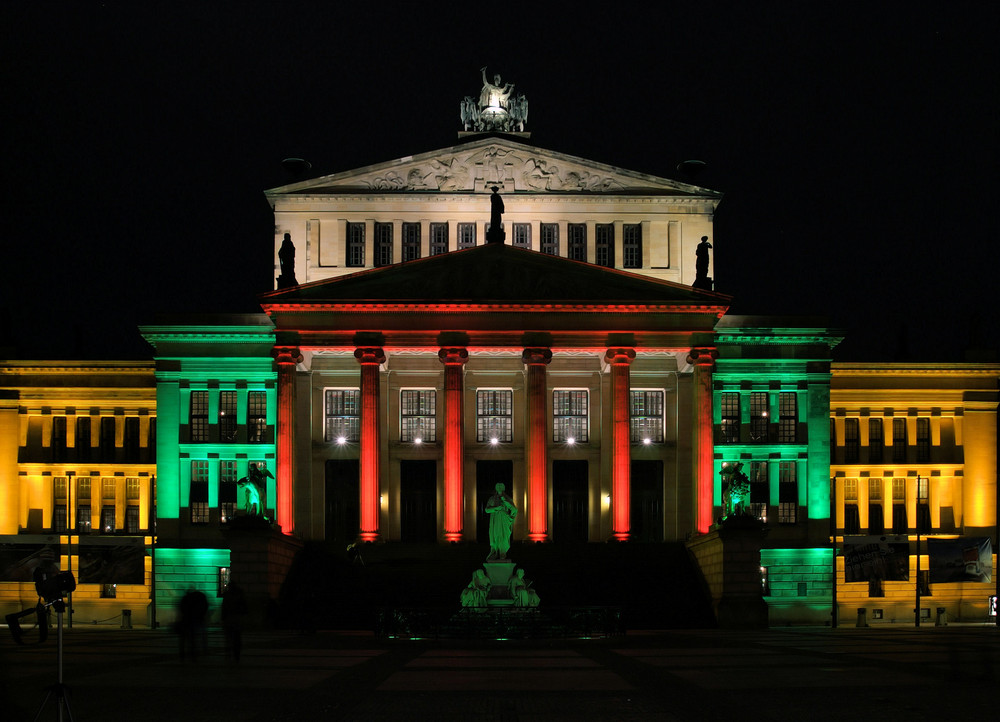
[553,460,589,542]
[400,460,437,542]
[325,459,359,548]
[476,460,513,544]
[631,460,664,542]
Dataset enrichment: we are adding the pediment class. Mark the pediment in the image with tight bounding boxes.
[265,136,720,197]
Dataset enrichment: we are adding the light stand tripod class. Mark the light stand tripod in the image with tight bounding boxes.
[33,598,74,722]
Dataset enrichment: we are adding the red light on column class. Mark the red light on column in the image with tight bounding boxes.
[274,346,303,535]
[355,347,386,543]
[523,348,552,542]
[606,348,635,541]
[439,347,469,543]
[688,348,718,535]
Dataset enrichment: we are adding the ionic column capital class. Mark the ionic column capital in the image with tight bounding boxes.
[522,347,553,366]
[354,347,387,365]
[604,347,636,366]
[438,347,469,366]
[686,347,718,367]
[273,346,303,365]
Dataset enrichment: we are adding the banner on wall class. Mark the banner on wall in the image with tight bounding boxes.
[78,537,146,585]
[0,535,62,582]
[843,535,909,582]
[928,537,992,584]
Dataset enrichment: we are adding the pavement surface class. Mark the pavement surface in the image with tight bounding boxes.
[1,623,998,721]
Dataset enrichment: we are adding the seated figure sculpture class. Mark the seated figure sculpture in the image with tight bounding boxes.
[460,569,491,609]
[508,568,540,608]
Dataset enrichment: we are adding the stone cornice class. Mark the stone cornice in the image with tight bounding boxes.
[832,363,1000,376]
[264,302,728,316]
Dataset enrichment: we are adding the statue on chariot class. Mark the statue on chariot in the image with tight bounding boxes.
[461,67,528,133]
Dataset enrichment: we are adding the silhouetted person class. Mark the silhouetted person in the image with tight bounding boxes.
[693,235,713,290]
[277,233,298,289]
[178,588,208,660]
[221,582,248,662]
[487,186,505,243]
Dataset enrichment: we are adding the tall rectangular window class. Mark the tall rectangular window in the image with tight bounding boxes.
[916,418,930,462]
[76,477,92,533]
[567,224,586,261]
[778,392,797,443]
[101,476,116,533]
[400,390,436,443]
[190,460,209,524]
[720,392,740,443]
[126,477,141,534]
[402,222,421,262]
[347,222,365,267]
[53,477,68,532]
[190,391,209,442]
[513,223,530,249]
[541,224,559,255]
[325,389,361,442]
[750,392,769,442]
[220,461,238,524]
[219,391,237,442]
[892,478,907,533]
[477,390,512,443]
[52,417,67,462]
[623,223,642,268]
[844,418,860,463]
[844,478,861,534]
[917,476,931,532]
[374,222,393,266]
[630,390,664,443]
[749,461,768,521]
[100,417,116,459]
[778,461,797,524]
[429,223,448,255]
[892,418,907,463]
[868,418,884,463]
[76,417,91,462]
[596,224,614,267]
[458,223,476,249]
[124,417,140,461]
[868,478,884,534]
[553,390,588,443]
[247,391,267,443]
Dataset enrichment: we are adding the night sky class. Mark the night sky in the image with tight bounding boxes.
[2,3,996,362]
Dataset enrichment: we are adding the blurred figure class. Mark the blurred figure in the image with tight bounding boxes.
[177,588,208,660]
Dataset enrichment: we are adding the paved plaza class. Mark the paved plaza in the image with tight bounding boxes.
[2,623,998,721]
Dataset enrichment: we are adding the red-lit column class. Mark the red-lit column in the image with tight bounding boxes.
[688,347,718,534]
[355,347,386,542]
[274,345,302,535]
[523,348,553,542]
[606,348,636,541]
[438,347,469,542]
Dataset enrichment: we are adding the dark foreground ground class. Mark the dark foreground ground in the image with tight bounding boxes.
[2,624,998,721]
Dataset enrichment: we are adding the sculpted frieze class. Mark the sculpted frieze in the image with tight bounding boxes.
[358,144,626,193]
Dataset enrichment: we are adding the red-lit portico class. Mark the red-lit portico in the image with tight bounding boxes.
[260,243,729,545]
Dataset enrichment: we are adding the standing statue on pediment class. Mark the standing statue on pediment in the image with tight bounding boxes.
[693,235,714,291]
[480,67,514,110]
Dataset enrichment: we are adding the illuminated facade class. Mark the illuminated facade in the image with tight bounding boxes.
[0,362,156,624]
[831,364,999,623]
[3,135,997,629]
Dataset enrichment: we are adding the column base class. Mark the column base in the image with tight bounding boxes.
[612,532,631,542]
[358,532,380,543]
[526,532,549,543]
[444,531,463,543]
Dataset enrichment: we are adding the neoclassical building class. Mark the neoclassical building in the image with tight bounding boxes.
[2,113,996,628]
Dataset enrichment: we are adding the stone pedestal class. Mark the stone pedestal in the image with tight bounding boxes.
[483,561,516,606]
[224,526,303,628]
[686,521,768,628]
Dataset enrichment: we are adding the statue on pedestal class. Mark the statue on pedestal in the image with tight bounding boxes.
[693,235,713,291]
[487,185,505,244]
[237,463,273,521]
[485,482,517,560]
[460,68,528,133]
[277,233,298,289]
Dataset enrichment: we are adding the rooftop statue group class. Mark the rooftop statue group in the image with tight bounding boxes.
[461,67,528,133]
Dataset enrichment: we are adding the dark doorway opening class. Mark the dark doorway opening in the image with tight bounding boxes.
[553,460,589,542]
[400,460,437,542]
[631,460,664,542]
[325,459,359,549]
[476,460,513,544]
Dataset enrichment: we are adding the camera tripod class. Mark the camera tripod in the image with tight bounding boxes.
[33,599,74,722]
